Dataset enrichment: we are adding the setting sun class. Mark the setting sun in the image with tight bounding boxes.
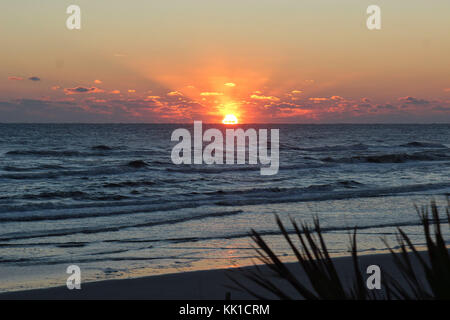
[222,114,238,125]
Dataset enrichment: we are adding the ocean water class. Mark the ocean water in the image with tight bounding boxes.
[0,123,449,292]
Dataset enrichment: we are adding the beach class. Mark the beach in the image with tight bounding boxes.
[0,251,429,300]
[0,124,449,293]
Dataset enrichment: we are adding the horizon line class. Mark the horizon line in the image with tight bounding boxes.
[0,122,449,125]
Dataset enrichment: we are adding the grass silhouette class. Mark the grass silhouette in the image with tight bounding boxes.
[229,199,449,300]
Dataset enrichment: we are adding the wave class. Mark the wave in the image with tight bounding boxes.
[126,160,148,168]
[205,180,364,197]
[5,149,160,158]
[280,141,448,153]
[1,217,447,266]
[0,254,200,266]
[0,196,196,214]
[6,147,119,156]
[166,162,331,174]
[0,179,448,221]
[100,217,450,246]
[22,190,87,200]
[214,182,450,206]
[299,143,369,152]
[0,209,244,241]
[56,242,87,248]
[0,181,363,220]
[0,163,157,180]
[322,151,449,164]
[0,241,88,248]
[0,191,132,202]
[102,176,206,188]
[91,145,113,151]
[2,164,66,172]
[102,180,156,188]
[281,143,369,152]
[0,201,204,222]
[5,150,83,157]
[306,180,363,191]
[399,141,447,148]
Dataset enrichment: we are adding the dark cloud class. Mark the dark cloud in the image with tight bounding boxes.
[28,76,41,81]
[398,96,430,105]
[376,104,395,110]
[64,86,104,95]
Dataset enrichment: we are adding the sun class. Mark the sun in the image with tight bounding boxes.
[222,114,238,125]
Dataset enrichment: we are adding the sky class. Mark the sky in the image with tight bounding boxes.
[1,0,449,123]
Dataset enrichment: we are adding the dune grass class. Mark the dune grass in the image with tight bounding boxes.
[229,200,449,300]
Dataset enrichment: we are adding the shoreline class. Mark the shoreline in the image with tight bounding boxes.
[0,250,429,300]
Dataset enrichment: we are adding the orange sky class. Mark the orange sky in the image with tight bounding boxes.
[1,0,449,123]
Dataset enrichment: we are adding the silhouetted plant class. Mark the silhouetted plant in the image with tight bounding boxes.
[229,200,449,300]
[382,200,450,299]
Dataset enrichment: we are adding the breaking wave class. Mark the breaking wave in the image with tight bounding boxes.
[322,152,449,164]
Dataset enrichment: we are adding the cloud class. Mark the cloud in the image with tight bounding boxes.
[167,91,183,96]
[145,96,161,100]
[94,80,102,84]
[291,90,302,94]
[8,76,23,81]
[398,96,430,105]
[91,99,107,103]
[270,102,307,110]
[2,90,448,123]
[64,86,104,95]
[224,82,236,87]
[200,92,224,96]
[444,88,450,92]
[128,89,136,93]
[110,90,121,94]
[28,76,41,81]
[376,104,395,110]
[250,94,280,101]
[309,97,329,102]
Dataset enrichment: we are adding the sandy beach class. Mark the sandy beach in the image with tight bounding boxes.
[0,251,429,300]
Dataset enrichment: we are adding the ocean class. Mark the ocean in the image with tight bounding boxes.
[0,123,449,292]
